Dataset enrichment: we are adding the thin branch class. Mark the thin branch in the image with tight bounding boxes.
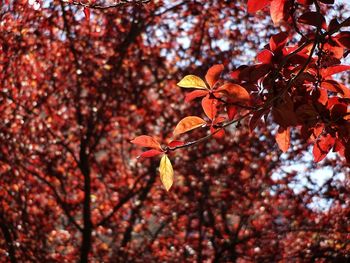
[67,0,150,10]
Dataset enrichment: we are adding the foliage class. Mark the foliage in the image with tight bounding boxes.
[0,0,349,262]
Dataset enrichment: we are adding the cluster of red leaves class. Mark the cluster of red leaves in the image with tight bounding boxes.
[132,0,350,190]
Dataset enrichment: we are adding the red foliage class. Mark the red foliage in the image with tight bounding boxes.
[0,0,350,262]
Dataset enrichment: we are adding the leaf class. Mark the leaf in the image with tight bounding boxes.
[298,12,327,29]
[159,155,174,191]
[168,140,185,148]
[173,116,206,136]
[334,32,350,49]
[202,95,218,120]
[249,109,266,132]
[227,105,237,120]
[269,32,288,52]
[177,75,208,90]
[210,126,225,139]
[216,83,250,103]
[257,49,274,64]
[184,90,208,103]
[321,65,350,78]
[131,135,162,150]
[270,0,286,25]
[247,0,271,13]
[275,126,290,152]
[320,80,350,98]
[313,134,335,162]
[205,64,224,88]
[83,7,90,22]
[138,149,163,158]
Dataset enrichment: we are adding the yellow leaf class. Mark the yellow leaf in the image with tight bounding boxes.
[177,75,208,90]
[173,116,206,136]
[159,155,174,191]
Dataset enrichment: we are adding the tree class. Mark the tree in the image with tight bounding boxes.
[0,0,349,262]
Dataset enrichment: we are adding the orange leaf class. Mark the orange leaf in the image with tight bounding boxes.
[216,83,250,103]
[131,135,162,150]
[205,64,224,88]
[275,126,290,153]
[321,65,350,78]
[313,134,335,162]
[184,90,208,103]
[173,116,206,136]
[202,95,218,120]
[270,0,286,25]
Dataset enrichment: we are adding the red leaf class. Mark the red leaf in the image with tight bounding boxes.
[275,126,290,153]
[216,83,250,103]
[270,32,288,52]
[184,90,208,103]
[320,80,350,98]
[131,135,162,150]
[247,0,271,13]
[298,12,327,29]
[321,65,350,78]
[213,116,226,125]
[202,95,218,120]
[210,126,225,139]
[330,103,347,120]
[313,134,335,162]
[168,140,185,148]
[257,49,274,64]
[249,109,266,132]
[334,32,350,49]
[138,149,163,158]
[205,64,224,88]
[83,7,90,22]
[227,105,237,120]
[270,0,286,25]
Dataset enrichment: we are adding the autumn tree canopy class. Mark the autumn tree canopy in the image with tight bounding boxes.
[0,0,349,262]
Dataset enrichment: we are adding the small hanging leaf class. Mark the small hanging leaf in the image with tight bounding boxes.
[131,135,162,150]
[177,75,208,90]
[159,155,174,191]
[173,116,206,136]
[275,126,290,153]
[83,7,90,22]
[313,134,335,162]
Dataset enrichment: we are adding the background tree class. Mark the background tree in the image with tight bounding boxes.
[0,0,349,262]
